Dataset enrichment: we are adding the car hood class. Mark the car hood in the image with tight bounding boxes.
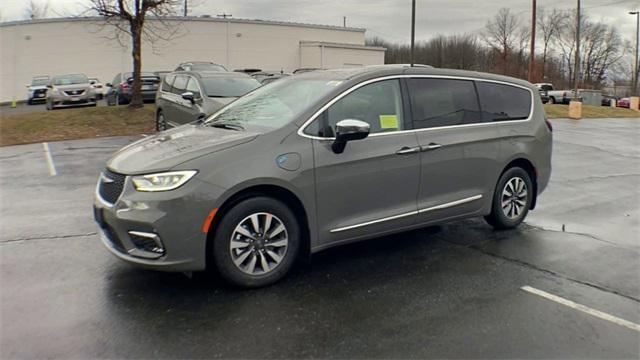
[28,85,48,91]
[107,124,259,175]
[54,84,92,91]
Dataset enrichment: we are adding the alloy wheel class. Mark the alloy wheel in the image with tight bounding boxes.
[501,177,528,220]
[229,212,288,275]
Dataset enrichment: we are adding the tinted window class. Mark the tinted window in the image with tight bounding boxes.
[321,79,404,136]
[477,82,532,121]
[186,77,201,98]
[408,78,481,128]
[201,77,260,97]
[171,75,188,95]
[162,74,175,92]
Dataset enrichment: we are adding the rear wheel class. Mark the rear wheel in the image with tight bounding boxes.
[212,197,300,288]
[156,111,167,131]
[485,167,533,229]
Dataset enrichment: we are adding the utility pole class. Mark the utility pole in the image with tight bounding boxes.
[528,0,537,82]
[573,0,581,99]
[183,0,187,17]
[410,0,416,67]
[630,11,639,96]
[343,16,346,27]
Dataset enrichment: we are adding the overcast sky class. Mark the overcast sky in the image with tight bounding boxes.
[1,0,638,43]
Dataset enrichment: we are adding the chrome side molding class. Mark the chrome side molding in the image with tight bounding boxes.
[330,194,483,233]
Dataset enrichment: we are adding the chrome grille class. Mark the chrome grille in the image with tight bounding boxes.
[64,89,85,96]
[98,169,125,205]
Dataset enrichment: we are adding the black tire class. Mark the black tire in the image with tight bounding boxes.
[156,111,167,131]
[549,96,556,104]
[484,167,533,230]
[212,197,300,288]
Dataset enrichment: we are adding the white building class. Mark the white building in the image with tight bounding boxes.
[0,17,385,103]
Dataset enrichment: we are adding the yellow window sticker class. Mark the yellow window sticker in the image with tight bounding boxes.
[379,115,399,129]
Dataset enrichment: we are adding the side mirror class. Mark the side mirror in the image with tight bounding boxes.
[181,91,195,104]
[106,83,113,87]
[332,119,370,154]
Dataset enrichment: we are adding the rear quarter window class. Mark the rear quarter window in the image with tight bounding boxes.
[476,82,532,122]
[162,74,175,92]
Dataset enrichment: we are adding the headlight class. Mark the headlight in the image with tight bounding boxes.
[132,170,197,192]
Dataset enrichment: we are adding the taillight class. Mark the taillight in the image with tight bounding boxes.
[120,83,130,91]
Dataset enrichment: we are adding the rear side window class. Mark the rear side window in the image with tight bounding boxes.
[162,74,175,93]
[171,75,188,95]
[407,78,481,128]
[476,82,532,121]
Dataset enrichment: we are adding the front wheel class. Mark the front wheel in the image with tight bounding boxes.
[485,167,533,229]
[212,197,300,288]
[156,111,167,131]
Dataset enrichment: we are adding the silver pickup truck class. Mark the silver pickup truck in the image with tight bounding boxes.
[534,83,573,104]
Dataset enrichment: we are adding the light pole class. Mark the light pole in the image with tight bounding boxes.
[410,0,416,67]
[630,11,639,96]
[573,0,581,99]
[528,0,537,83]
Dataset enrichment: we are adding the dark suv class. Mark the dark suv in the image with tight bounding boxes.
[106,72,161,105]
[155,71,260,130]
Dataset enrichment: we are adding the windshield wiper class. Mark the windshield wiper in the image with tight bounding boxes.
[208,122,245,131]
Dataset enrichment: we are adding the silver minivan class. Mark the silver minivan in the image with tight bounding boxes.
[94,65,552,287]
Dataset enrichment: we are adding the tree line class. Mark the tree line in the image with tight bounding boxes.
[367,7,637,92]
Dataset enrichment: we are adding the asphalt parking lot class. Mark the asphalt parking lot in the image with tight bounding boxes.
[1,119,639,358]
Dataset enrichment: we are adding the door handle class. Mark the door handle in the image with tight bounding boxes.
[396,146,420,155]
[421,143,443,152]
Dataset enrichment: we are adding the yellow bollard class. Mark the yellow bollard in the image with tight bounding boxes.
[569,101,582,119]
[10,99,17,108]
[630,97,640,111]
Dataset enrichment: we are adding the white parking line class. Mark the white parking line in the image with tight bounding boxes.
[42,142,57,176]
[521,286,640,332]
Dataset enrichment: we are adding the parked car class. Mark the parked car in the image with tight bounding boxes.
[534,83,572,104]
[174,61,227,72]
[251,71,290,85]
[94,65,552,288]
[155,71,260,130]
[105,72,161,105]
[88,78,105,100]
[46,73,97,110]
[617,97,630,108]
[26,75,50,104]
[601,94,617,107]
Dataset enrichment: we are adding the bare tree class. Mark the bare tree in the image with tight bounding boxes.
[88,0,182,107]
[483,8,519,74]
[25,0,50,20]
[537,8,568,80]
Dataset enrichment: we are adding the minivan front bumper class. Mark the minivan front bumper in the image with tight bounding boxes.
[93,171,224,272]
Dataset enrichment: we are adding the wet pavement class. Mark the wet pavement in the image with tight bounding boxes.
[1,119,639,358]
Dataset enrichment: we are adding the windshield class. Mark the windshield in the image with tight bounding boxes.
[202,77,261,97]
[205,77,342,130]
[31,78,49,86]
[52,74,88,85]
